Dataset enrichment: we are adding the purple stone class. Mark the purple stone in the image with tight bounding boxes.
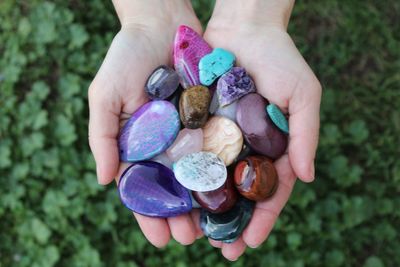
[118,161,192,217]
[217,67,256,106]
[118,101,180,162]
[145,66,180,100]
[173,25,212,89]
[236,93,288,159]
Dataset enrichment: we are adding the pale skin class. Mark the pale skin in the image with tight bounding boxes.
[88,0,321,261]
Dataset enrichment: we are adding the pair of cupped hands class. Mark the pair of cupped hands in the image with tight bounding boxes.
[88,0,321,261]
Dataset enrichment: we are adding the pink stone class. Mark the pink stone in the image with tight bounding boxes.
[173,25,212,89]
[151,152,174,169]
[166,128,203,162]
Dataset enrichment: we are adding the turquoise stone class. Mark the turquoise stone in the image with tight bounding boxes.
[200,197,255,243]
[266,104,289,134]
[199,48,235,86]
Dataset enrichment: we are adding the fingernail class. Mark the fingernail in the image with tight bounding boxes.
[248,243,259,249]
[96,166,106,185]
[309,161,315,180]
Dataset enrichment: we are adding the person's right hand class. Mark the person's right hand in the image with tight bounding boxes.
[88,0,203,247]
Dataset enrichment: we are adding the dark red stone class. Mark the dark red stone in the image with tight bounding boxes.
[193,176,238,213]
[234,156,278,201]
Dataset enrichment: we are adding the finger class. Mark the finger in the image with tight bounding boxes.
[134,213,171,248]
[209,238,223,248]
[221,237,247,261]
[190,209,204,239]
[242,155,297,248]
[288,76,321,182]
[88,77,121,185]
[167,214,197,245]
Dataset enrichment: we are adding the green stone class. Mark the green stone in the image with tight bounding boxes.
[200,197,255,243]
[266,104,289,134]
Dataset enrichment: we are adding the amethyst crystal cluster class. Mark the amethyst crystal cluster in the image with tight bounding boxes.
[116,25,289,243]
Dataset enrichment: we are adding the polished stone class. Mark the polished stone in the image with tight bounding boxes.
[234,156,278,201]
[199,48,235,86]
[215,100,238,122]
[118,161,192,217]
[179,85,211,129]
[193,176,238,213]
[202,116,243,166]
[217,67,256,106]
[208,91,219,114]
[173,152,227,192]
[166,128,203,162]
[236,93,288,159]
[119,101,180,162]
[151,152,174,169]
[200,197,255,243]
[145,65,180,100]
[173,25,212,88]
[266,103,289,134]
[190,191,202,209]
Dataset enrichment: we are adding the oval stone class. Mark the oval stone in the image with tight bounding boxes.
[236,93,288,159]
[266,103,289,134]
[234,156,278,201]
[200,197,255,243]
[173,152,227,192]
[193,176,238,213]
[166,128,203,162]
[118,161,192,218]
[202,116,243,166]
[145,65,180,100]
[118,101,180,162]
[179,85,211,129]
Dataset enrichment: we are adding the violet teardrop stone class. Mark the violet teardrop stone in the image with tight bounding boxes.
[118,161,192,218]
[118,101,180,162]
[145,65,180,100]
[173,25,212,88]
[236,93,288,159]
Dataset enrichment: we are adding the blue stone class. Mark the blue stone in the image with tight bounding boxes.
[266,104,289,134]
[199,48,235,86]
[118,161,192,218]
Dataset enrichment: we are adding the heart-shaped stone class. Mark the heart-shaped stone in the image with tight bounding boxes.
[118,161,192,218]
[199,48,235,86]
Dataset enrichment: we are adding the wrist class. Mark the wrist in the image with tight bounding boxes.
[208,0,294,32]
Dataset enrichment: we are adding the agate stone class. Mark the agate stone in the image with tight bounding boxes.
[145,65,180,100]
[266,103,289,134]
[202,116,243,166]
[173,152,227,192]
[166,128,203,162]
[118,101,180,162]
[200,197,255,243]
[118,161,192,217]
[236,93,288,159]
[234,156,278,201]
[217,67,256,106]
[173,25,212,88]
[193,176,238,213]
[179,85,211,129]
[199,48,235,86]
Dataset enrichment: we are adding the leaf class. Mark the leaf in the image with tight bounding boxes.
[32,218,51,244]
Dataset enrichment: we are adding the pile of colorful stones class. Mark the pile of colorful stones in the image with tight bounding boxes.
[117,25,289,243]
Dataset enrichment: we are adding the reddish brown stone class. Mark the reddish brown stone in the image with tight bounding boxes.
[193,176,238,213]
[234,156,278,201]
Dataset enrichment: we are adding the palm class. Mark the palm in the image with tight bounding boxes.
[202,26,321,258]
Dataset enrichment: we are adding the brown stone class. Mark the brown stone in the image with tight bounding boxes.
[179,85,211,129]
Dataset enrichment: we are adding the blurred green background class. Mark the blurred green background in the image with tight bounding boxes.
[1,0,399,266]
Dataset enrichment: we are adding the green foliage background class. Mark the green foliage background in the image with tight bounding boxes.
[1,1,399,266]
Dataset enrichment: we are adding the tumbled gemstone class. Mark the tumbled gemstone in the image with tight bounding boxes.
[217,67,256,106]
[145,66,180,100]
[193,176,238,213]
[266,103,289,134]
[173,152,227,192]
[166,128,203,162]
[236,93,288,159]
[234,156,278,201]
[179,85,211,129]
[199,48,235,86]
[118,101,180,162]
[173,25,212,88]
[215,100,238,122]
[118,161,192,217]
[200,197,255,243]
[151,152,174,169]
[202,116,243,166]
